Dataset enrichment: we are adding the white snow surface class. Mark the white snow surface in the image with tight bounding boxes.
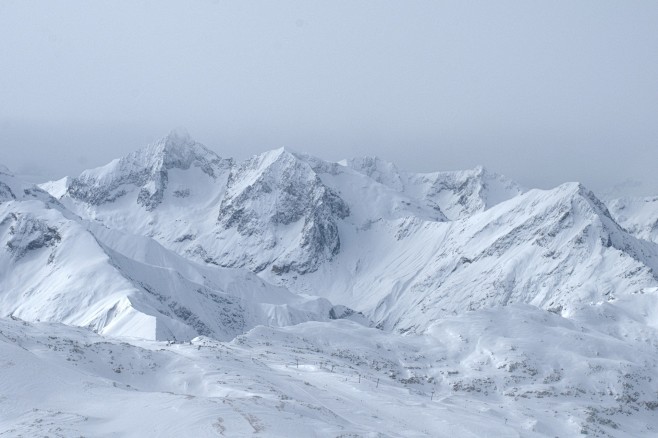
[2,298,658,437]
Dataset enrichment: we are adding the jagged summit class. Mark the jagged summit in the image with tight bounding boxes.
[230,146,302,190]
[64,130,229,210]
[218,146,350,274]
[164,126,192,146]
[47,135,354,275]
[110,128,224,177]
[413,165,524,220]
[143,128,223,174]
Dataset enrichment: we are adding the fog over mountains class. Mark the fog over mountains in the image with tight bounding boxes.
[2,131,658,436]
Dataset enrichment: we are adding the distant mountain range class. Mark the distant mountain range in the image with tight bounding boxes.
[21,129,658,335]
[2,130,658,436]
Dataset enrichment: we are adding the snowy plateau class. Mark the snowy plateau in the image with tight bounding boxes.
[1,130,658,437]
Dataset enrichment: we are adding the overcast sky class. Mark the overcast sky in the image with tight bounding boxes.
[1,1,657,196]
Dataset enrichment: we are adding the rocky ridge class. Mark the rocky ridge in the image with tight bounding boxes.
[41,132,658,334]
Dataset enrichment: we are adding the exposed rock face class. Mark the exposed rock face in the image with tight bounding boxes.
[4,213,61,259]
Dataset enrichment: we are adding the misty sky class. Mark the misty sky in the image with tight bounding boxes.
[1,1,657,196]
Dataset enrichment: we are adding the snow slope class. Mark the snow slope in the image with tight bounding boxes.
[344,158,523,220]
[2,295,658,437]
[1,167,351,341]
[282,182,658,332]
[607,196,658,244]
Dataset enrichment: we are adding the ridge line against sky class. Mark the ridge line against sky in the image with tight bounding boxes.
[1,1,657,196]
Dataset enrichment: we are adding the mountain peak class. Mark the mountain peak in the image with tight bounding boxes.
[218,147,350,274]
[258,146,300,164]
[146,129,210,164]
[65,131,228,210]
[156,127,198,157]
[472,164,485,174]
[164,127,192,145]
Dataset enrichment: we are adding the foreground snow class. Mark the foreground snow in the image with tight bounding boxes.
[3,299,658,437]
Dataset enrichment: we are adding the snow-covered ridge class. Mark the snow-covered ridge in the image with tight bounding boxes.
[38,131,658,334]
[345,158,524,220]
[2,169,366,341]
[282,180,658,332]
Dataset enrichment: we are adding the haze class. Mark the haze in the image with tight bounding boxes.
[1,1,657,196]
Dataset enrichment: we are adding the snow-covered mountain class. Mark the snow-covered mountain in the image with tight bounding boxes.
[6,130,658,436]
[285,181,658,331]
[1,165,358,341]
[44,131,658,334]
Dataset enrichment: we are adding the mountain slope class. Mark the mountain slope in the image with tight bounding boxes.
[278,182,658,331]
[1,168,350,341]
[607,195,658,244]
[345,158,523,220]
[214,148,350,274]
